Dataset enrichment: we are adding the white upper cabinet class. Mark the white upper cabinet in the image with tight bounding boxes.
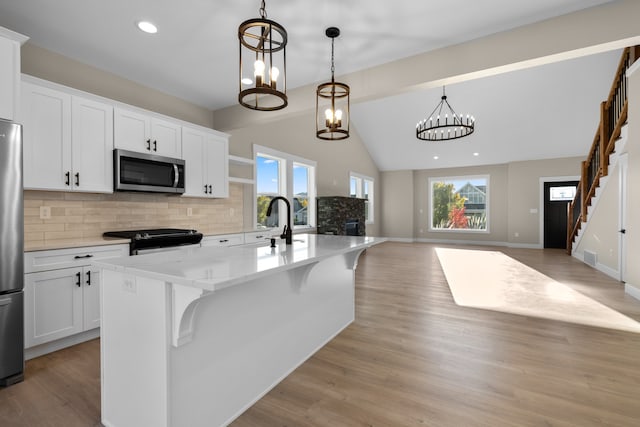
[182,126,229,198]
[21,82,73,191]
[21,80,113,192]
[114,107,182,158]
[0,27,28,121]
[207,133,229,198]
[71,96,114,192]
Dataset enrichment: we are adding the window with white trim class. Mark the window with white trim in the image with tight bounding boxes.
[350,172,374,224]
[255,145,316,230]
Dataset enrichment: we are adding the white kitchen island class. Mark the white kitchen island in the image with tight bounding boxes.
[93,233,384,427]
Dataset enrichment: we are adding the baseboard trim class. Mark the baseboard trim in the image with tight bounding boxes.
[625,283,640,301]
[385,237,415,243]
[572,251,620,281]
[413,238,541,249]
[25,328,100,360]
[596,262,619,280]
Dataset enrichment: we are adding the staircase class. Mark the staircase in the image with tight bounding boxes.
[567,46,639,254]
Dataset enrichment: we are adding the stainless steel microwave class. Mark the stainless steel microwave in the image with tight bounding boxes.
[114,149,185,194]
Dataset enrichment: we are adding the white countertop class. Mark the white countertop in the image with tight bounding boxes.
[93,234,385,292]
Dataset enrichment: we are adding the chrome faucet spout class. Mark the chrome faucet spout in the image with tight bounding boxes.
[266,196,293,244]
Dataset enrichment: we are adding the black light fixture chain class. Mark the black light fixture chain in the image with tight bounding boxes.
[259,0,267,18]
[331,36,335,78]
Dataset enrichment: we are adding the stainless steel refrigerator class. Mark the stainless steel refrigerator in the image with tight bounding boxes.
[0,119,24,387]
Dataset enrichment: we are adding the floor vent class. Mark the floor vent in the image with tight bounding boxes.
[584,250,597,267]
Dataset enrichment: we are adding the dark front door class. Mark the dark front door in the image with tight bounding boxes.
[544,181,579,249]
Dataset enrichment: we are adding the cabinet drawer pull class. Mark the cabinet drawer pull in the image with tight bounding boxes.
[86,270,91,286]
[219,239,229,243]
[75,172,80,186]
[65,171,70,186]
[204,184,208,194]
[74,254,94,259]
[75,272,81,287]
[146,139,151,150]
[153,140,157,152]
[208,185,212,194]
[255,235,264,239]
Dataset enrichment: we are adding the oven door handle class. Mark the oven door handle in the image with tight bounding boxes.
[173,164,179,188]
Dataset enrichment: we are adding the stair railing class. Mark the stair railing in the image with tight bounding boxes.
[567,46,639,254]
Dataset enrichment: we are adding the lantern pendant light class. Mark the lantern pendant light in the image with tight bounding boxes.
[238,0,288,111]
[316,27,350,140]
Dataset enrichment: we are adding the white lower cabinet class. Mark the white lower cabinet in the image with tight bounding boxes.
[23,244,128,351]
[24,266,99,347]
[201,233,244,247]
[244,230,274,244]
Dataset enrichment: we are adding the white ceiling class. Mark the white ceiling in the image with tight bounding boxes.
[0,0,620,170]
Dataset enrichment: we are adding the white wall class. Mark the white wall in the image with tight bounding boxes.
[573,165,620,275]
[624,62,640,293]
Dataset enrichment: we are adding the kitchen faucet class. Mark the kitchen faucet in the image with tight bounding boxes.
[266,196,293,245]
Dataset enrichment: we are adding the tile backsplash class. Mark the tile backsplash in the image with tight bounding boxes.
[24,183,244,243]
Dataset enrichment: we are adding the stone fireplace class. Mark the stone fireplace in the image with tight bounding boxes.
[316,196,366,236]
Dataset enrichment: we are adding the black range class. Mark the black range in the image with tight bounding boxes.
[103,228,203,255]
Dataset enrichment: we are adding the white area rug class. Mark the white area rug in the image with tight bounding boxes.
[435,248,640,333]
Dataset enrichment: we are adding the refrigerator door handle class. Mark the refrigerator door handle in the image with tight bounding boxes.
[0,298,12,307]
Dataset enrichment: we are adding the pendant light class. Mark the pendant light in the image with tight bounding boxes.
[416,86,475,141]
[238,0,287,111]
[316,27,350,140]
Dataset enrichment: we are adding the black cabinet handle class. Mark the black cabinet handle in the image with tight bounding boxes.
[204,185,208,194]
[620,229,626,234]
[75,272,81,287]
[75,172,80,186]
[146,139,151,150]
[65,171,70,186]
[219,239,229,243]
[153,140,157,152]
[208,185,212,194]
[86,270,91,286]
[74,254,93,259]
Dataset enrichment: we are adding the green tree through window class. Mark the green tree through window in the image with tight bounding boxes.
[430,176,488,231]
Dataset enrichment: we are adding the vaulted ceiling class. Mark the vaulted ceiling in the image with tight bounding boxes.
[0,0,625,170]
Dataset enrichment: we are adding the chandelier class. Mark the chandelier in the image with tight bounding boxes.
[316,27,350,140]
[238,0,287,111]
[416,87,475,141]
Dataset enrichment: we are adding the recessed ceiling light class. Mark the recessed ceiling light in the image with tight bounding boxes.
[433,156,439,160]
[473,152,479,156]
[136,21,158,34]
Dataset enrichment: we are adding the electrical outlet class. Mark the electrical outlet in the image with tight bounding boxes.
[187,208,193,217]
[123,278,137,293]
[39,206,51,219]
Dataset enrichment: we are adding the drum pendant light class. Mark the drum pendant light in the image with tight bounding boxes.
[316,27,350,140]
[238,0,288,111]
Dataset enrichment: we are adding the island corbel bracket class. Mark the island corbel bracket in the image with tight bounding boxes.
[288,261,319,293]
[344,248,367,270]
[171,283,207,347]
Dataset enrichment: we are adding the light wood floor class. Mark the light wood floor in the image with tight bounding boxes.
[2,242,640,426]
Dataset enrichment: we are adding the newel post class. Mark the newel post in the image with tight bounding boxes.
[581,160,588,222]
[600,101,609,177]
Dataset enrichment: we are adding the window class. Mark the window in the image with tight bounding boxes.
[549,186,576,201]
[255,145,316,230]
[429,175,488,232]
[350,172,374,224]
